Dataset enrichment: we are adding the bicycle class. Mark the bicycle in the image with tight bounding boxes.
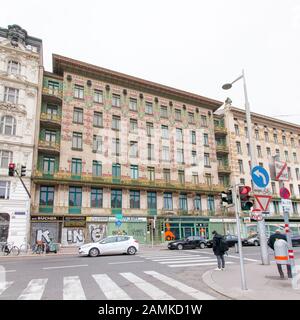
[0,242,20,256]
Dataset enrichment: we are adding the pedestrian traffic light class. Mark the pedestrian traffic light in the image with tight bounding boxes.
[8,163,15,176]
[239,186,254,211]
[220,190,233,207]
[21,165,26,177]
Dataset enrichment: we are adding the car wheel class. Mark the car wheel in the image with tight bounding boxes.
[127,246,137,255]
[254,240,259,246]
[199,242,205,249]
[177,244,183,250]
[89,248,100,257]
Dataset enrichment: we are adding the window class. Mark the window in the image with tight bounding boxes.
[285,150,289,161]
[45,130,56,143]
[130,190,140,208]
[274,134,278,144]
[238,159,244,173]
[205,174,212,186]
[74,85,84,99]
[73,108,83,124]
[177,149,184,164]
[192,172,199,184]
[71,158,82,175]
[46,104,58,117]
[72,132,82,150]
[163,169,171,182]
[188,112,194,123]
[236,141,242,154]
[191,151,197,165]
[176,128,183,142]
[147,192,157,209]
[204,153,210,167]
[247,143,250,156]
[145,102,153,114]
[147,167,155,181]
[146,122,154,137]
[234,124,240,136]
[161,125,169,139]
[244,127,248,138]
[112,94,121,107]
[112,115,121,130]
[194,195,202,211]
[275,149,280,159]
[0,181,10,199]
[130,141,138,157]
[4,87,19,104]
[93,135,102,153]
[190,131,196,144]
[91,188,103,208]
[112,138,120,156]
[264,132,269,142]
[129,98,137,111]
[112,163,121,177]
[271,182,277,194]
[291,138,295,147]
[292,202,298,214]
[175,109,181,121]
[69,187,82,207]
[93,112,103,127]
[296,168,300,180]
[178,170,185,184]
[266,147,271,158]
[92,161,102,177]
[255,129,259,140]
[299,185,300,196]
[282,136,287,145]
[162,146,170,161]
[160,106,168,118]
[201,115,207,127]
[43,156,55,174]
[0,150,12,168]
[207,195,215,212]
[111,189,122,208]
[257,146,262,158]
[290,184,295,196]
[130,119,138,133]
[293,152,297,163]
[288,167,292,179]
[130,165,138,179]
[93,89,103,103]
[273,201,280,214]
[7,60,20,75]
[48,81,59,95]
[203,133,208,146]
[240,178,245,185]
[163,192,173,210]
[40,186,54,206]
[147,144,154,160]
[179,194,188,210]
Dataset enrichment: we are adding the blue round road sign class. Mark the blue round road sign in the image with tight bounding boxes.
[251,166,270,188]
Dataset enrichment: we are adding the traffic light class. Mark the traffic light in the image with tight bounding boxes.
[21,165,26,177]
[239,186,254,211]
[220,190,233,207]
[8,163,15,176]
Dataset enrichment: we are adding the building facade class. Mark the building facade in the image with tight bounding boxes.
[30,55,237,246]
[0,25,43,246]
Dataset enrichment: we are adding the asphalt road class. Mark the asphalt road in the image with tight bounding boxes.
[0,245,299,300]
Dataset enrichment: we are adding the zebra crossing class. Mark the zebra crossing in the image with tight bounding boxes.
[139,250,235,268]
[0,270,214,300]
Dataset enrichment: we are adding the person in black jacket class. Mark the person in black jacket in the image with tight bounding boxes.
[268,229,287,250]
[212,230,226,271]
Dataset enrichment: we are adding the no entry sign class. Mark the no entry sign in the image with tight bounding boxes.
[280,187,290,199]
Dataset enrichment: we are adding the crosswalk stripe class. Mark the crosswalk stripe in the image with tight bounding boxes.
[63,276,86,300]
[18,279,47,300]
[93,274,131,300]
[141,255,190,259]
[120,272,175,300]
[144,271,214,300]
[159,259,217,264]
[153,256,215,261]
[0,281,13,295]
[168,261,234,268]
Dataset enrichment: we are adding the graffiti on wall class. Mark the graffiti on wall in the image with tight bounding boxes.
[36,229,51,243]
[88,224,107,242]
[31,223,59,246]
[62,228,84,246]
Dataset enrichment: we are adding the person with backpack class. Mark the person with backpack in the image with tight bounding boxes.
[212,230,228,271]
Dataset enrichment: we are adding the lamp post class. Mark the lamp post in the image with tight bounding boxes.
[222,69,270,265]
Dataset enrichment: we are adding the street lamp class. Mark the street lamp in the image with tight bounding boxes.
[222,69,270,266]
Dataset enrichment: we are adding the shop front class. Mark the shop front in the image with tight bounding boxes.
[61,216,86,246]
[86,216,108,243]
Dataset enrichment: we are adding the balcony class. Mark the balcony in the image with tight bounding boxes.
[42,87,63,103]
[218,164,231,174]
[38,205,54,213]
[214,124,227,136]
[38,140,60,154]
[40,112,61,128]
[216,143,229,154]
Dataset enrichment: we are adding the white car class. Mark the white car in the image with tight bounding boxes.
[78,235,139,257]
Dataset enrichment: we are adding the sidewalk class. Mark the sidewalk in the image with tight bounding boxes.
[202,259,300,300]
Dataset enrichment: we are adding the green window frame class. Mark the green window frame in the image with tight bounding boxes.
[40,186,54,206]
[71,158,82,175]
[111,189,122,208]
[112,163,121,177]
[130,190,140,208]
[69,186,82,207]
[130,165,138,179]
[91,188,103,208]
[147,192,157,209]
[92,161,102,177]
[43,156,55,174]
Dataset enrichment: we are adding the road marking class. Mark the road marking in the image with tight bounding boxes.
[168,261,234,268]
[63,276,86,300]
[140,255,190,258]
[42,264,88,270]
[120,272,175,300]
[0,281,13,295]
[18,278,47,300]
[0,270,16,273]
[108,260,144,265]
[152,256,214,261]
[159,259,216,264]
[144,271,214,300]
[93,274,131,300]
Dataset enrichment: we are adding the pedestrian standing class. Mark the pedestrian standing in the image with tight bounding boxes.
[212,230,228,271]
[267,229,286,250]
[273,238,292,279]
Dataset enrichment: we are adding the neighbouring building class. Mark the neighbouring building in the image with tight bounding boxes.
[215,100,300,236]
[0,25,43,246]
[30,54,241,246]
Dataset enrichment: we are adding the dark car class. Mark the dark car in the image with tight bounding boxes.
[206,234,241,248]
[167,236,207,250]
[292,235,300,247]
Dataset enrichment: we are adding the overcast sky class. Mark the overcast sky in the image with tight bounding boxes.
[2,0,300,124]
